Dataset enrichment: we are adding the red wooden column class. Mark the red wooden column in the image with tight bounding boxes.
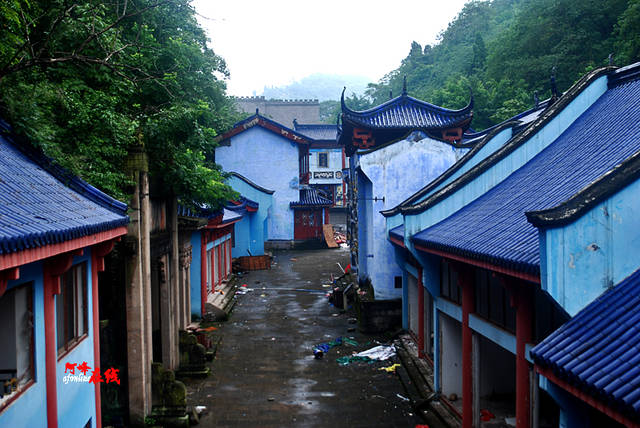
[417,267,425,358]
[514,286,532,428]
[216,241,222,285]
[458,264,475,428]
[91,240,117,428]
[43,253,74,428]
[200,233,207,316]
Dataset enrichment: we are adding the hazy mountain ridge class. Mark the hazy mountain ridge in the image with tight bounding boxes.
[261,73,370,101]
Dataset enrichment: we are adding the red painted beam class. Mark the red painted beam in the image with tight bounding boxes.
[389,234,405,248]
[536,366,640,428]
[515,287,532,428]
[459,265,474,428]
[217,243,223,285]
[414,244,541,284]
[43,253,74,428]
[0,227,127,271]
[0,267,20,297]
[217,117,311,145]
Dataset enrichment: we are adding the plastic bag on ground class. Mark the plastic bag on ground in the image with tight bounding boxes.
[356,345,396,361]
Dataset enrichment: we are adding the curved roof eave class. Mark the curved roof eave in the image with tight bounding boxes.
[228,172,275,195]
[341,86,473,117]
[526,147,640,228]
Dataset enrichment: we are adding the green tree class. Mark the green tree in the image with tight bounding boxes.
[364,0,631,131]
[0,0,239,207]
[613,0,640,65]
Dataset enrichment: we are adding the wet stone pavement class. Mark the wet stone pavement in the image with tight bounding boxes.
[185,248,425,428]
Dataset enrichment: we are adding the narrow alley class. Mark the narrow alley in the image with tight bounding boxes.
[185,248,425,428]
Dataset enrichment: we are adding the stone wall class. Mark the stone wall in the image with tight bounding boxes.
[234,96,320,127]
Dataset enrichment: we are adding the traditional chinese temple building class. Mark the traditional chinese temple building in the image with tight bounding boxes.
[216,112,338,246]
[0,121,129,428]
[337,82,474,301]
[386,63,640,427]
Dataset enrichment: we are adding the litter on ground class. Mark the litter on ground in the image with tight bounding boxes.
[336,355,372,366]
[379,363,401,373]
[313,337,344,359]
[356,345,396,361]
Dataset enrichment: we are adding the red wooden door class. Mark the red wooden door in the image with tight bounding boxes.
[294,209,322,239]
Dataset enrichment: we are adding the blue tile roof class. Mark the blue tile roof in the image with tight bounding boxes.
[341,89,473,130]
[177,203,217,219]
[225,196,259,212]
[0,129,129,255]
[531,267,640,417]
[222,208,242,224]
[293,123,338,141]
[290,188,333,208]
[412,68,640,274]
[389,225,404,243]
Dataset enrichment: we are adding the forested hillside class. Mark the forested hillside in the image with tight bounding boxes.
[345,0,640,129]
[0,0,240,205]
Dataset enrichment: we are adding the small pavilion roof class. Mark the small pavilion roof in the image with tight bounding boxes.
[290,188,332,208]
[340,87,473,131]
[531,267,640,420]
[225,196,259,213]
[411,64,640,275]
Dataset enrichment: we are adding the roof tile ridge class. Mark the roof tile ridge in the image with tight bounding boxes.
[526,147,640,228]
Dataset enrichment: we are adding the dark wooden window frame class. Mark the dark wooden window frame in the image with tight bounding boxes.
[0,282,35,413]
[56,263,88,359]
[318,152,329,168]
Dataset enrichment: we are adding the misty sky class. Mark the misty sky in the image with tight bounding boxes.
[191,1,468,96]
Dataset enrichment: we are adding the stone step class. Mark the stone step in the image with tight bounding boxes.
[394,333,461,428]
[204,279,237,321]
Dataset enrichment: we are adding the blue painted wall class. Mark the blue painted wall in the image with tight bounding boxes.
[190,230,202,318]
[227,175,273,258]
[385,127,513,235]
[541,175,640,316]
[357,135,460,300]
[216,127,299,241]
[0,262,47,428]
[0,252,98,428]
